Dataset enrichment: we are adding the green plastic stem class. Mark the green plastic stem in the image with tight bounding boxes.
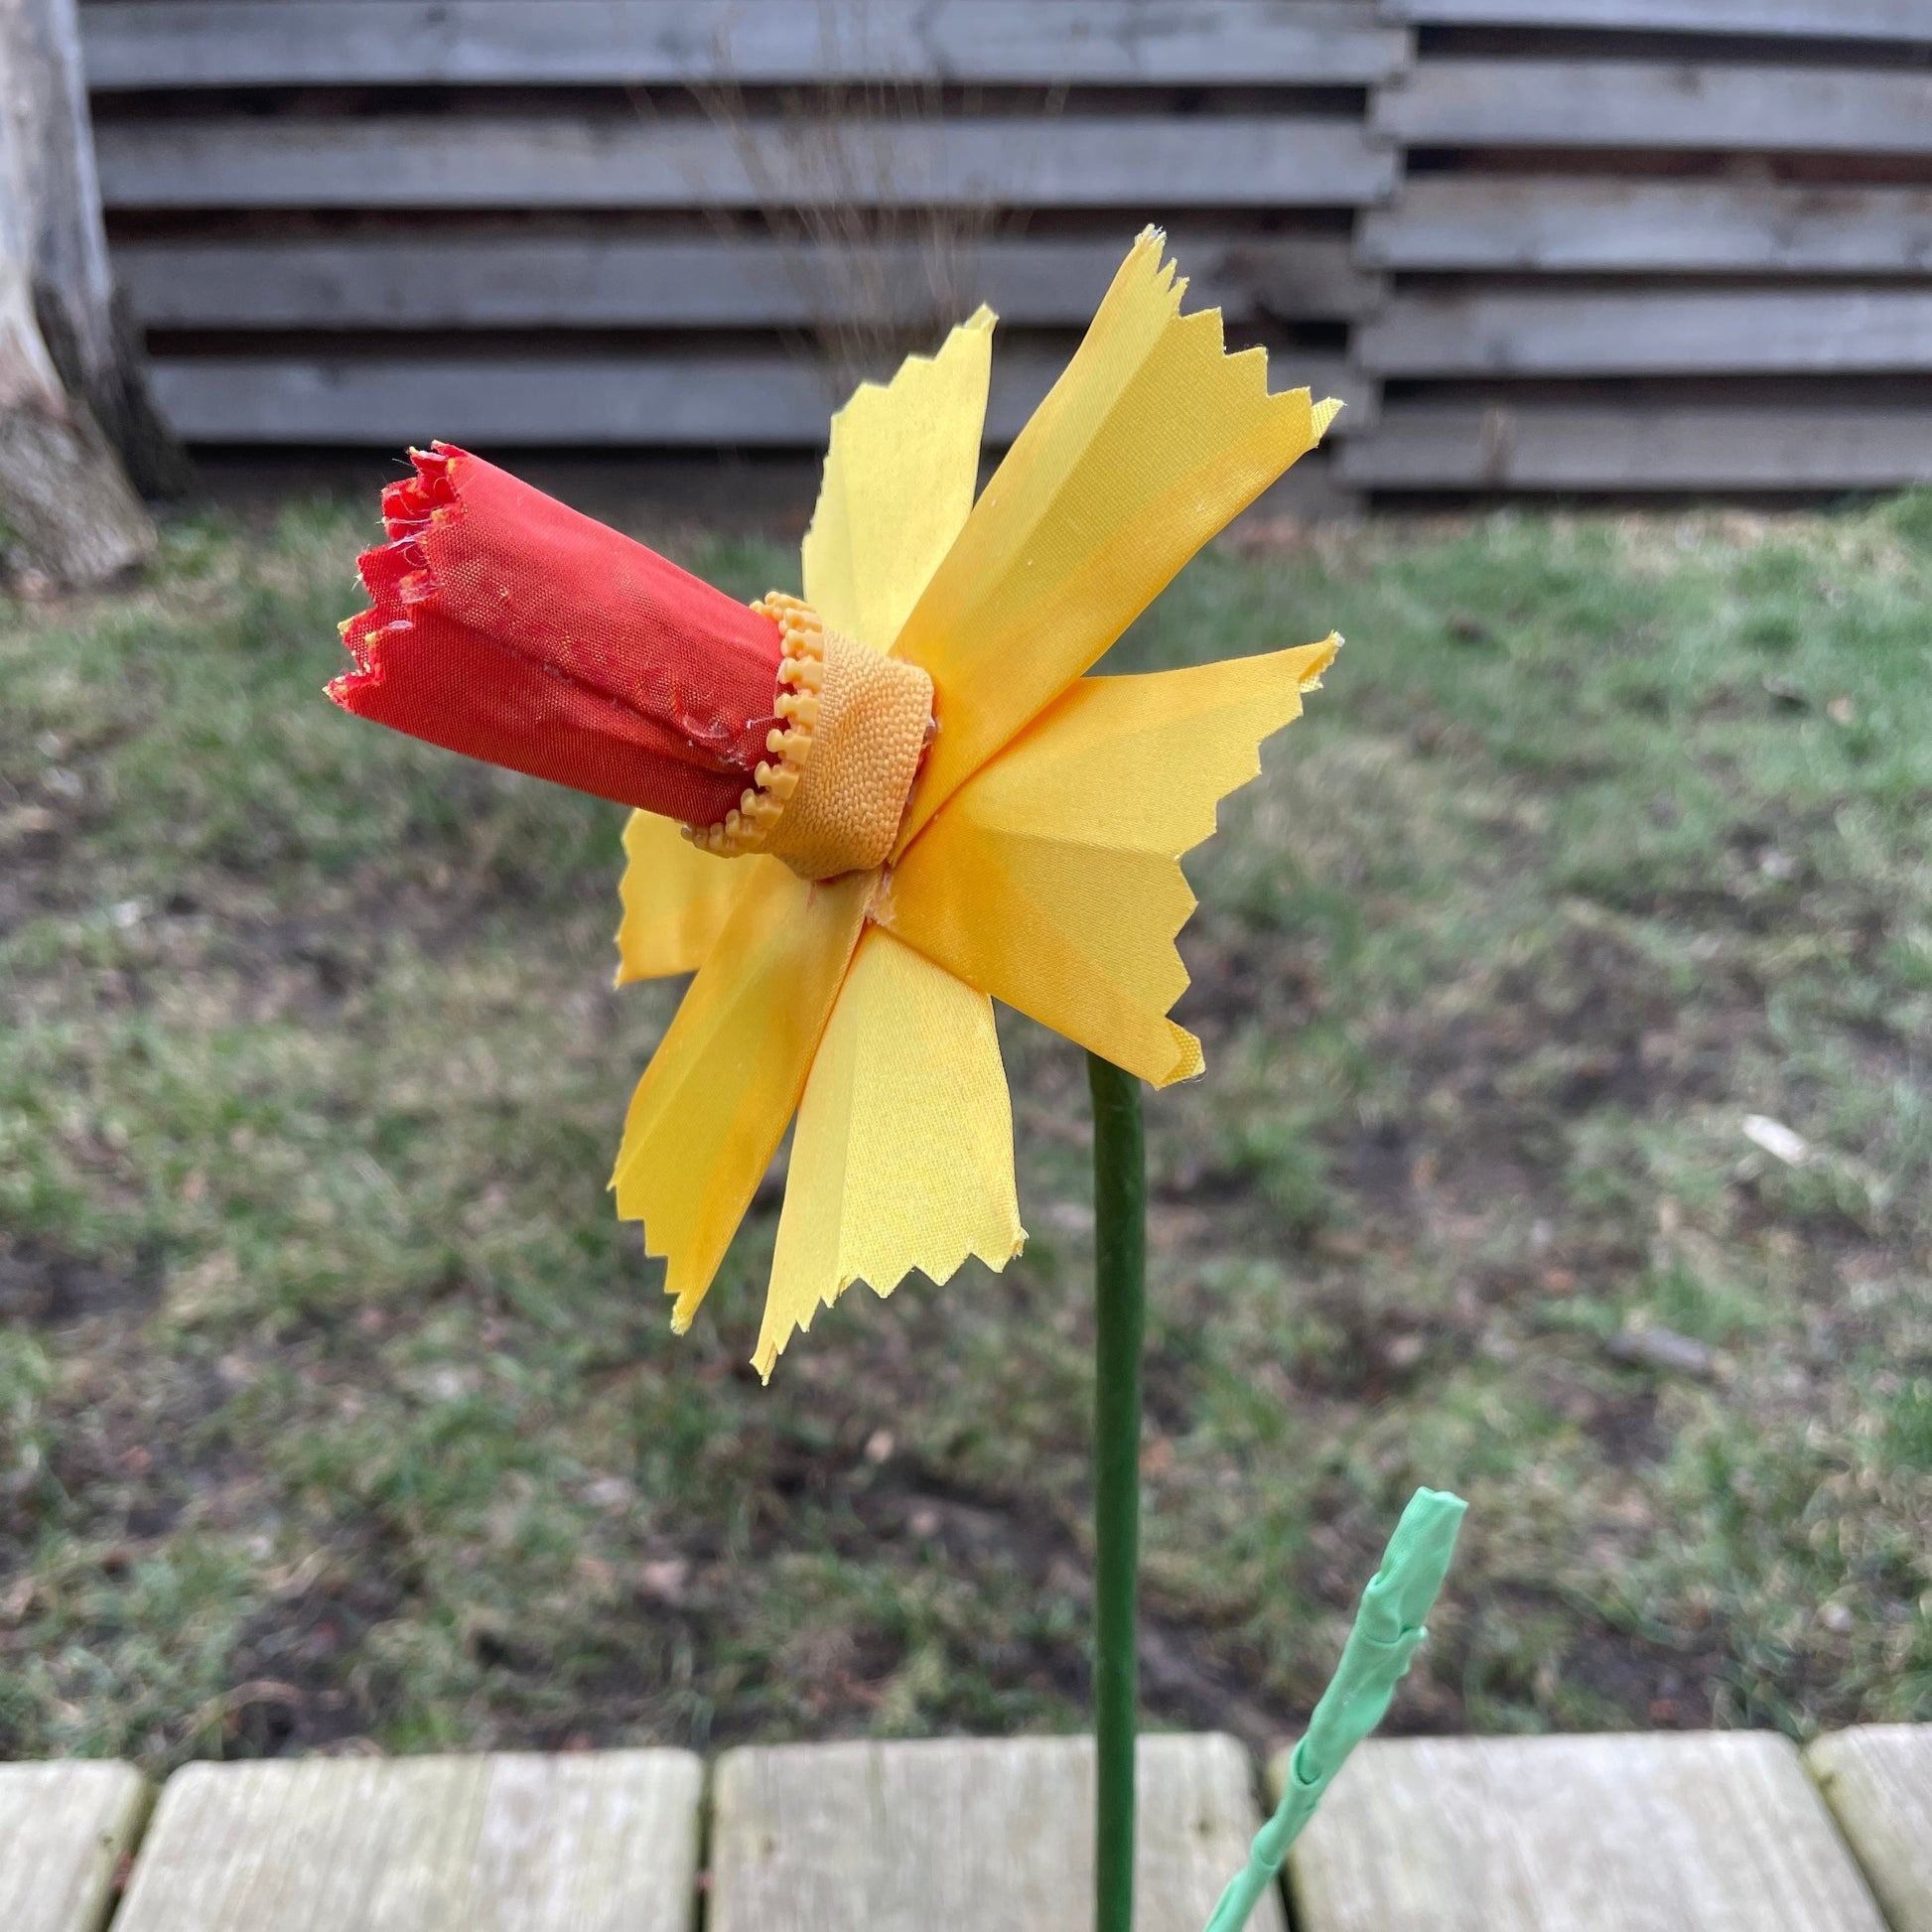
[1088,1051,1147,1932]
[1201,1486,1468,1932]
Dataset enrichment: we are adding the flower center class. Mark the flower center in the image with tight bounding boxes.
[682,593,935,881]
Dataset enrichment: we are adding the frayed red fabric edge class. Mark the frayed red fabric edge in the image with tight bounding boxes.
[328,445,460,704]
[327,444,771,827]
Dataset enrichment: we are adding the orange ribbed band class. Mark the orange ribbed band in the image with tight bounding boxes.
[683,593,934,881]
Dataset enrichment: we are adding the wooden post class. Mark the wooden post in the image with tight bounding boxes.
[0,0,158,584]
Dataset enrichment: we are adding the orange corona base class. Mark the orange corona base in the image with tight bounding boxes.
[685,593,935,882]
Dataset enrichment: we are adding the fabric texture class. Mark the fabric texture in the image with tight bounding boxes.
[801,309,996,652]
[330,232,1341,1371]
[611,865,873,1332]
[613,304,990,968]
[606,230,1340,1359]
[878,638,1339,1087]
[758,927,1025,1378]
[763,627,934,880]
[615,812,768,984]
[891,227,1338,851]
[332,444,783,826]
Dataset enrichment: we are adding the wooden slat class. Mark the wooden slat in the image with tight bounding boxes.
[1360,178,1932,271]
[0,1762,150,1932]
[1384,0,1932,39]
[111,1751,702,1932]
[1339,401,1932,486]
[1374,60,1932,153]
[1283,1732,1888,1932]
[114,233,1381,329]
[82,1,1407,90]
[1359,289,1932,373]
[709,1732,1284,1932]
[1807,1726,1932,1932]
[95,115,1394,213]
[145,347,1370,446]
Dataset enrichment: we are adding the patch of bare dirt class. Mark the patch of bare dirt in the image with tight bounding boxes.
[0,1236,161,1325]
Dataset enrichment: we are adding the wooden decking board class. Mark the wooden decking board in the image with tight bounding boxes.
[0,1762,150,1932]
[1280,1731,1889,1932]
[708,1732,1286,1932]
[7,1730,1931,1931]
[1806,1725,1932,1932]
[108,1750,703,1932]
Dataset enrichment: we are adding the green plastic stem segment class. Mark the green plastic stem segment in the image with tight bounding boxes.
[1201,1485,1468,1932]
[1087,1052,1147,1932]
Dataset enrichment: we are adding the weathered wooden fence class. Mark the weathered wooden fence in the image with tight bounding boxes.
[77,0,1932,499]
[1349,0,1932,493]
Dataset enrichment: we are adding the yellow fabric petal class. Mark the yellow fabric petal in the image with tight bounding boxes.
[877,637,1338,1088]
[893,227,1337,850]
[611,864,872,1329]
[755,928,1024,1380]
[800,307,995,653]
[614,809,769,983]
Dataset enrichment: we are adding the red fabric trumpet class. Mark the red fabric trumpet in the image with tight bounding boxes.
[329,444,784,828]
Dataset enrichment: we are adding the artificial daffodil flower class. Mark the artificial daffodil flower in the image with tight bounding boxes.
[331,228,1340,1378]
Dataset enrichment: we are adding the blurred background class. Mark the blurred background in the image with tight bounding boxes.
[52,0,1932,511]
[0,0,1928,1772]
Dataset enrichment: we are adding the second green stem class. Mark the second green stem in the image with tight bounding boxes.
[1088,1051,1147,1932]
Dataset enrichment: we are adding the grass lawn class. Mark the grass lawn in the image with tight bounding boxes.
[1,486,1929,1770]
